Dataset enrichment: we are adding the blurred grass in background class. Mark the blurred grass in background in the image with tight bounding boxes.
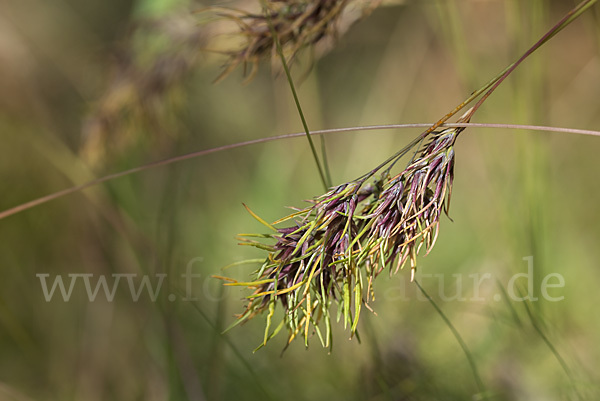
[1,0,600,400]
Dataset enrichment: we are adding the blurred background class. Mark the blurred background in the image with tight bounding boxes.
[1,0,600,399]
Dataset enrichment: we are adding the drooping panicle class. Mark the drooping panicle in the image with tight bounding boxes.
[361,127,460,281]
[220,124,464,349]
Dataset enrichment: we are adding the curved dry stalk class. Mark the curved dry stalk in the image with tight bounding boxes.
[1,122,599,222]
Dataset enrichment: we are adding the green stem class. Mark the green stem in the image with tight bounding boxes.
[260,2,330,190]
[518,287,576,386]
[188,299,276,401]
[414,279,486,397]
[466,0,598,119]
[320,134,333,187]
[369,0,598,181]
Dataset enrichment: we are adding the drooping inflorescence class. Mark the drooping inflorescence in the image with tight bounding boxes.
[219,124,465,350]
[209,0,382,83]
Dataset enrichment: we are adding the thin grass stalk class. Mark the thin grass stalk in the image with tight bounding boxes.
[495,279,522,328]
[516,287,575,384]
[466,0,598,119]
[1,122,599,222]
[187,297,276,401]
[414,279,486,398]
[374,0,598,171]
[260,0,331,190]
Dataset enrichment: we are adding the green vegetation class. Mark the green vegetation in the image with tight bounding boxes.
[1,0,599,400]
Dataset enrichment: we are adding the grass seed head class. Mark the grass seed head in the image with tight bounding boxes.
[222,126,463,349]
[210,0,382,83]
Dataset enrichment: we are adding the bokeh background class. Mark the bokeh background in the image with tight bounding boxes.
[1,0,600,400]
